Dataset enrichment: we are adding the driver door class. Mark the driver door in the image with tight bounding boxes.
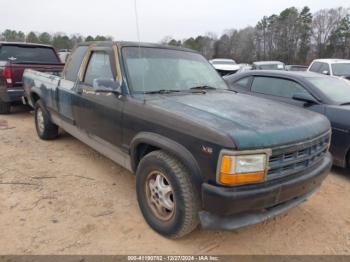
[72,47,124,147]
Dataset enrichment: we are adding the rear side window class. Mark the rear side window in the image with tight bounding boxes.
[0,45,59,64]
[234,76,251,89]
[251,77,308,98]
[309,62,322,73]
[84,52,114,87]
[64,46,88,82]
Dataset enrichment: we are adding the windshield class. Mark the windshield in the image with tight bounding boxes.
[0,45,60,64]
[332,63,350,76]
[123,47,227,93]
[308,77,350,104]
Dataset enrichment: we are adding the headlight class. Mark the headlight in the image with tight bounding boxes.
[218,151,270,186]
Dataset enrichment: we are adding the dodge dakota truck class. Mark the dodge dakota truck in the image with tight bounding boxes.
[0,42,63,114]
[23,41,332,238]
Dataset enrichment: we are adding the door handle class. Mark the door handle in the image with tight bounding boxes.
[76,86,83,95]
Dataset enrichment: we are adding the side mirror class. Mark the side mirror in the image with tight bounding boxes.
[93,78,121,94]
[292,92,318,104]
[322,70,330,75]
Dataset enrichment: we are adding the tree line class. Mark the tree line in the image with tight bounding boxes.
[0,30,113,50]
[1,6,349,64]
[162,6,350,65]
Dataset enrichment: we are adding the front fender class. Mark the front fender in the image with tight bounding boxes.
[130,132,203,187]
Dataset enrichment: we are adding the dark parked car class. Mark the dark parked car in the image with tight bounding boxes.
[286,65,308,72]
[225,70,350,168]
[0,42,63,114]
[252,61,285,70]
[23,42,332,238]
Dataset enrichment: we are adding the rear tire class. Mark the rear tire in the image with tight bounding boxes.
[136,150,200,238]
[34,100,59,140]
[0,99,11,114]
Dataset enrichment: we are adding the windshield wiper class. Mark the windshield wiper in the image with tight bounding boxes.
[190,85,217,90]
[340,102,350,106]
[143,89,181,95]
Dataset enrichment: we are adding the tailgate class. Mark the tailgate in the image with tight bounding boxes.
[10,63,64,88]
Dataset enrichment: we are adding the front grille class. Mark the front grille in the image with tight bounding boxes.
[267,132,330,181]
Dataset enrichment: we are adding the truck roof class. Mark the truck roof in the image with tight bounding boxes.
[77,41,197,53]
[0,41,55,48]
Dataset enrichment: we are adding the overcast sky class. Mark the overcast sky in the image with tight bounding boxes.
[1,0,350,42]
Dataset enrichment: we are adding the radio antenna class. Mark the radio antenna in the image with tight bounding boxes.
[134,0,146,103]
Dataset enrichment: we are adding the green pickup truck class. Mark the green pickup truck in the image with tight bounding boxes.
[23,41,332,238]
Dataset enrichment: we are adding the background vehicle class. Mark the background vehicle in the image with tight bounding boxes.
[0,42,63,114]
[225,70,350,168]
[308,59,350,80]
[209,58,240,76]
[252,61,285,70]
[286,65,307,72]
[237,63,252,73]
[24,42,331,238]
[57,49,71,63]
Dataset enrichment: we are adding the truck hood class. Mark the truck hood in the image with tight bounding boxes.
[146,91,330,149]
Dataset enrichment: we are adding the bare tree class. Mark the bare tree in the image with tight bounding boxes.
[312,7,349,57]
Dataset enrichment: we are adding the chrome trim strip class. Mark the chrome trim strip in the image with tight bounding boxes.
[6,89,23,92]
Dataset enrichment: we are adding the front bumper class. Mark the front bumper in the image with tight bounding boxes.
[200,153,332,230]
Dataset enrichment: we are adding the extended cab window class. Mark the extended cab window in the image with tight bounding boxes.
[64,46,88,82]
[84,52,114,87]
[251,77,308,98]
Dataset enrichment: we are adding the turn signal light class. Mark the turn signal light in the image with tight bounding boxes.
[218,153,268,186]
[219,171,265,185]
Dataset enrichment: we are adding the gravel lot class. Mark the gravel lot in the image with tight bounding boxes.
[0,108,349,255]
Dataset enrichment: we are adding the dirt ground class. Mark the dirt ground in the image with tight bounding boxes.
[0,107,349,255]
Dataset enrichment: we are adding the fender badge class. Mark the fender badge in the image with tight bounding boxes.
[201,145,213,154]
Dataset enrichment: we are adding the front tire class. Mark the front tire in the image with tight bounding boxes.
[0,99,11,114]
[136,150,200,238]
[34,100,59,140]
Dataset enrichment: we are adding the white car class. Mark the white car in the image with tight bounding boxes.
[57,50,71,63]
[308,59,350,81]
[209,59,240,76]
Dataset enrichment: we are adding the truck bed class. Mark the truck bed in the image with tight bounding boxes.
[23,69,61,108]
